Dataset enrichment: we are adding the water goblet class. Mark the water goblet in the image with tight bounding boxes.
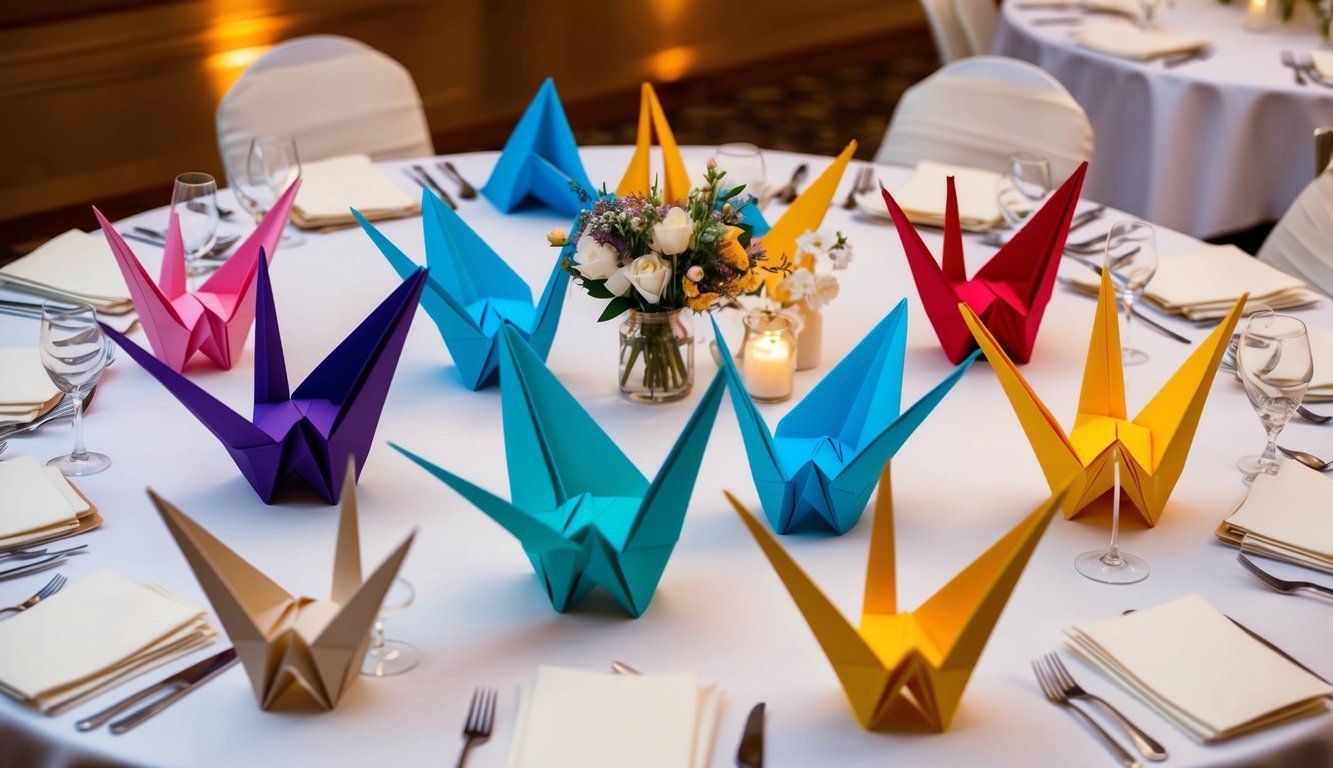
[1104,221,1158,366]
[40,303,111,476]
[996,152,1052,228]
[710,143,767,203]
[246,135,304,246]
[361,578,420,677]
[1235,311,1312,481]
[172,172,219,281]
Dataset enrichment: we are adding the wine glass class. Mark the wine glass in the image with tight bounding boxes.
[710,143,767,203]
[1138,0,1164,28]
[172,172,219,280]
[246,135,303,246]
[1235,311,1312,481]
[40,303,111,476]
[1104,221,1158,366]
[1075,445,1149,584]
[361,578,420,677]
[995,152,1051,228]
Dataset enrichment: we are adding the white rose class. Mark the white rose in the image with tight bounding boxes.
[779,268,816,302]
[606,253,672,304]
[806,274,840,309]
[651,206,693,256]
[574,232,621,280]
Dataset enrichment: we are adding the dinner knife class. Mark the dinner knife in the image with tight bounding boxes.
[736,702,765,768]
[75,648,238,733]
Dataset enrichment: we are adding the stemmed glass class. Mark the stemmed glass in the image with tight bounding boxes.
[996,152,1051,228]
[361,578,420,677]
[172,172,219,281]
[1075,445,1149,584]
[710,143,767,203]
[1235,311,1312,481]
[227,135,303,246]
[40,303,111,476]
[1104,221,1158,366]
[1138,0,1165,28]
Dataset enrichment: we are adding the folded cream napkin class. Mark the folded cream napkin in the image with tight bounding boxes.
[1305,326,1333,401]
[1074,21,1210,61]
[1217,460,1333,573]
[861,160,1006,229]
[0,348,60,426]
[507,665,722,768]
[0,454,94,548]
[0,570,215,714]
[1312,50,1333,80]
[0,230,133,315]
[1065,593,1332,742]
[291,154,420,230]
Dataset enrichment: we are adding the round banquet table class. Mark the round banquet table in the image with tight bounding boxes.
[1,147,1332,768]
[994,0,1333,239]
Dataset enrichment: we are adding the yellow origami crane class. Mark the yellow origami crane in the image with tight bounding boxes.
[147,459,415,711]
[961,270,1246,525]
[617,82,691,202]
[727,469,1066,731]
[758,139,856,295]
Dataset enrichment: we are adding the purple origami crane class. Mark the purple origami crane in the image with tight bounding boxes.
[103,255,428,503]
[93,181,300,371]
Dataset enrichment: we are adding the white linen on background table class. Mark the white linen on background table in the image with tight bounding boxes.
[0,147,1330,767]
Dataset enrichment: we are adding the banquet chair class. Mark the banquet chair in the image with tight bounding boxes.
[1257,164,1333,297]
[919,0,974,63]
[216,35,434,176]
[873,56,1094,183]
[954,0,999,56]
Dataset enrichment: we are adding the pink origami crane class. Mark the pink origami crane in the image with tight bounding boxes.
[92,181,300,371]
[881,162,1087,364]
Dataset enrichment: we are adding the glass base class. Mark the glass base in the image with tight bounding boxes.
[361,640,420,677]
[1122,347,1149,366]
[279,231,305,247]
[1075,549,1149,584]
[1237,454,1279,483]
[48,452,110,477]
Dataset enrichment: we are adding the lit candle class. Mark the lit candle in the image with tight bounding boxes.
[1245,0,1270,31]
[743,330,796,402]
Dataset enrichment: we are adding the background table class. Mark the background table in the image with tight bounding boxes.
[2,147,1332,767]
[994,0,1333,239]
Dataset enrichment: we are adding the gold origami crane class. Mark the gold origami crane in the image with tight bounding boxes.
[147,459,415,711]
[617,82,691,202]
[961,270,1247,525]
[726,468,1067,731]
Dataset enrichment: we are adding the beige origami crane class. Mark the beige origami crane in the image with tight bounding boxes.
[961,269,1246,526]
[726,468,1067,731]
[146,460,415,711]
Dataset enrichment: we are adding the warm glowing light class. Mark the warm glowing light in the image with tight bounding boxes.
[207,45,270,72]
[647,46,696,82]
[203,6,283,100]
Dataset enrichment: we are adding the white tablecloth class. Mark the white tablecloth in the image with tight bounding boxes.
[994,0,1333,238]
[1,148,1331,767]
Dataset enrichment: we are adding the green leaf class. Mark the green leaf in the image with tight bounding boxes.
[598,295,635,322]
[582,279,616,299]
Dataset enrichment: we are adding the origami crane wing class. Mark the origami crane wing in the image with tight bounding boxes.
[726,469,1067,731]
[93,181,299,371]
[482,78,594,216]
[758,141,856,292]
[617,83,691,203]
[883,163,1087,364]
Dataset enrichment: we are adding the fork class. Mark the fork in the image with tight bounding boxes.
[1033,659,1141,767]
[1041,653,1167,761]
[456,686,496,768]
[1239,552,1333,599]
[0,573,66,618]
[841,167,873,209]
[0,399,78,441]
[1281,50,1307,85]
[438,161,478,200]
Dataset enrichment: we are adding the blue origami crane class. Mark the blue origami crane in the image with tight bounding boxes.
[392,326,725,618]
[103,255,427,504]
[713,301,979,535]
[481,78,594,216]
[355,190,568,391]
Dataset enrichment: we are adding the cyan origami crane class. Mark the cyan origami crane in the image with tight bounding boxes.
[481,78,594,216]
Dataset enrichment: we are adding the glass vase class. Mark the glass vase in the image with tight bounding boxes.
[619,310,694,403]
[795,301,822,371]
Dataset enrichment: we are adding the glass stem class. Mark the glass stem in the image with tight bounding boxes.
[1103,446,1124,567]
[70,395,87,462]
[370,619,386,653]
[1261,424,1281,467]
[1121,296,1134,351]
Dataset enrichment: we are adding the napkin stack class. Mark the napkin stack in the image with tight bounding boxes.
[0,230,134,315]
[0,570,215,713]
[1217,460,1333,573]
[863,160,1007,229]
[0,455,102,549]
[1303,326,1333,401]
[0,348,60,427]
[291,154,420,230]
[1066,594,1333,742]
[1074,21,1210,60]
[508,666,722,768]
[1312,51,1333,81]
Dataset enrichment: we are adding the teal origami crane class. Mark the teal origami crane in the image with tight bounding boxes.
[392,326,725,617]
[481,78,594,216]
[713,301,979,535]
[355,190,567,390]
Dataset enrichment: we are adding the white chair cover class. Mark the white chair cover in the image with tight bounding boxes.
[1258,170,1333,297]
[216,36,433,178]
[954,0,999,56]
[873,56,1094,183]
[919,0,974,63]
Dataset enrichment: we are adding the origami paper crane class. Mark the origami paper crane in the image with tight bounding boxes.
[726,470,1067,731]
[103,256,427,504]
[91,181,299,371]
[617,82,692,203]
[392,326,725,618]
[961,270,1247,525]
[712,301,978,535]
[356,191,567,391]
[881,162,1088,365]
[148,459,415,711]
[757,140,856,295]
[482,78,594,216]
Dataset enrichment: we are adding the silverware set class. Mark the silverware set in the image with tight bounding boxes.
[440,161,479,200]
[0,545,87,582]
[456,686,497,767]
[404,161,478,208]
[0,394,79,441]
[1033,653,1162,767]
[1277,445,1333,470]
[841,166,875,209]
[0,573,66,618]
[75,648,240,734]
[1219,337,1332,424]
[771,163,809,205]
[979,205,1106,248]
[1281,50,1333,87]
[1239,552,1333,600]
[1162,45,1215,69]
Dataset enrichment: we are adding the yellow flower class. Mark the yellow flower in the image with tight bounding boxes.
[720,227,750,271]
[689,292,721,312]
[546,228,568,247]
[739,270,763,293]
[681,276,700,298]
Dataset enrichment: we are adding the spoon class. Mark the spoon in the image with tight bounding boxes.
[1278,446,1333,471]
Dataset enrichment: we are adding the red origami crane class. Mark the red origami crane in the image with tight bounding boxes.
[880,161,1087,364]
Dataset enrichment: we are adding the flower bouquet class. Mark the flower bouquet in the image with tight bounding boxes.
[766,229,852,370]
[560,164,774,402]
